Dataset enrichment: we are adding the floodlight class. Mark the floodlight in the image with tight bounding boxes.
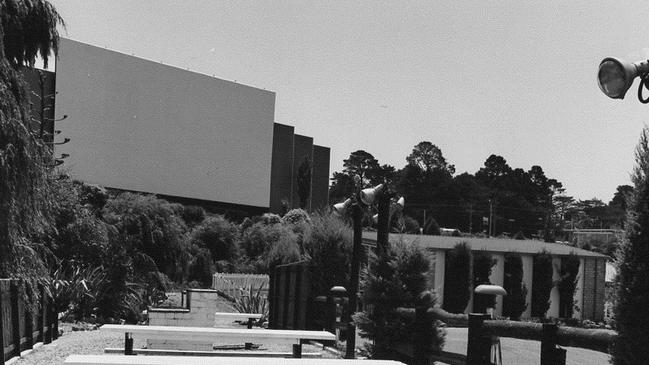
[396,197,405,209]
[333,198,352,216]
[474,284,507,296]
[598,57,649,99]
[360,184,384,205]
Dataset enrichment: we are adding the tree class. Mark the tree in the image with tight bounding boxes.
[612,127,649,365]
[531,251,553,318]
[472,252,497,313]
[343,150,381,187]
[296,157,311,209]
[0,0,64,278]
[502,254,527,320]
[406,141,455,175]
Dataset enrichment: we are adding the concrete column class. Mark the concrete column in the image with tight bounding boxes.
[521,255,533,318]
[489,253,505,316]
[573,258,585,320]
[434,250,445,307]
[548,257,561,318]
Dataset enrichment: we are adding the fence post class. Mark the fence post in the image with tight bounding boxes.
[541,323,566,365]
[466,313,491,365]
[24,284,33,351]
[51,298,58,340]
[10,281,21,358]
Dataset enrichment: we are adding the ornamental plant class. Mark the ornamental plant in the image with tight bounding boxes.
[442,242,472,313]
[531,250,553,318]
[502,254,527,320]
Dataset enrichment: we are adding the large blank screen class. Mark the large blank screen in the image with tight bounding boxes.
[55,38,275,208]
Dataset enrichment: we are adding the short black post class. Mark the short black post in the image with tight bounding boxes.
[247,317,254,329]
[124,333,134,355]
[292,343,302,358]
[466,313,491,365]
[541,323,566,365]
[43,294,51,345]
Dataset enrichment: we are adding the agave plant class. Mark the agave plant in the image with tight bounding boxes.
[233,284,268,325]
[47,262,107,319]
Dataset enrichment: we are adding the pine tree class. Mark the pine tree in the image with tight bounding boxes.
[612,127,649,364]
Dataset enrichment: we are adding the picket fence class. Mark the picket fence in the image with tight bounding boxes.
[211,273,269,299]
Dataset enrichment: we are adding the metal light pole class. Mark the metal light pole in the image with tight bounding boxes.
[345,201,363,359]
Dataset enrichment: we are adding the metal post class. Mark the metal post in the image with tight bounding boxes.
[10,281,21,358]
[376,193,391,254]
[292,343,302,358]
[345,203,363,359]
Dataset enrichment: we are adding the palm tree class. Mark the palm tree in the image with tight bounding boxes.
[0,0,64,277]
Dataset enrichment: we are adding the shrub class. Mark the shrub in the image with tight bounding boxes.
[181,205,206,227]
[402,215,420,234]
[233,285,269,325]
[355,240,444,359]
[102,193,190,282]
[190,215,240,264]
[612,127,649,365]
[558,254,580,318]
[472,251,497,313]
[303,211,353,296]
[531,250,554,318]
[502,254,527,319]
[443,242,472,313]
[48,262,107,320]
[239,222,301,273]
[282,209,311,225]
[424,217,441,235]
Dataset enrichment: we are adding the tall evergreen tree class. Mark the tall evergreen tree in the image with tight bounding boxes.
[612,127,649,365]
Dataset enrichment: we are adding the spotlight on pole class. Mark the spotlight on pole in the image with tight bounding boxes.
[598,57,649,100]
[395,196,405,210]
[333,198,352,216]
[360,184,384,205]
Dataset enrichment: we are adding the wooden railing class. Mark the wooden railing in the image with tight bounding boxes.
[1,279,58,365]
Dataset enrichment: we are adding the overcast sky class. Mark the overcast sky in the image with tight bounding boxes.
[48,0,649,202]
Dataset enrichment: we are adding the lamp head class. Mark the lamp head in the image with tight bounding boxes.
[360,184,384,205]
[395,196,405,209]
[372,213,379,224]
[598,57,649,99]
[333,198,352,216]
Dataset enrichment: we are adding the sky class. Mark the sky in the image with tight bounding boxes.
[47,0,649,202]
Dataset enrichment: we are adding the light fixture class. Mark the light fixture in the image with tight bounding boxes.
[598,57,649,100]
[333,198,352,216]
[360,184,384,205]
[396,196,405,209]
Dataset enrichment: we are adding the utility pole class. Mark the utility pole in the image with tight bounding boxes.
[488,199,493,236]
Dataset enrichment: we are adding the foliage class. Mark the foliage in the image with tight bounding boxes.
[102,193,190,282]
[531,250,554,318]
[1,0,64,68]
[472,251,497,313]
[296,157,311,209]
[406,141,455,175]
[189,215,240,264]
[180,205,206,227]
[502,254,527,320]
[48,262,107,319]
[558,254,580,318]
[282,208,311,225]
[303,211,353,296]
[239,221,301,273]
[233,284,268,325]
[443,242,472,313]
[401,215,420,234]
[611,127,649,365]
[355,240,444,359]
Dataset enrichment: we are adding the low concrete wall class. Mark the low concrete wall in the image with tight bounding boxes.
[147,289,237,350]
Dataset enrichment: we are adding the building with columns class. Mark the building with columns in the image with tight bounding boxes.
[362,232,608,321]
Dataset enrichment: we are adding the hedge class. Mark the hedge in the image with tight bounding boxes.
[502,254,527,320]
[531,250,554,318]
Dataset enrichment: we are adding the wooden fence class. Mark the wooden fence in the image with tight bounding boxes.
[268,261,311,330]
[211,273,269,299]
[1,279,57,365]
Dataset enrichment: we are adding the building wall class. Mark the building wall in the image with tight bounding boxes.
[290,135,313,209]
[269,123,295,213]
[311,145,330,211]
[55,38,276,209]
[521,255,534,318]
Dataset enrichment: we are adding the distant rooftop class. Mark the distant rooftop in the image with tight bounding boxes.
[362,231,609,258]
